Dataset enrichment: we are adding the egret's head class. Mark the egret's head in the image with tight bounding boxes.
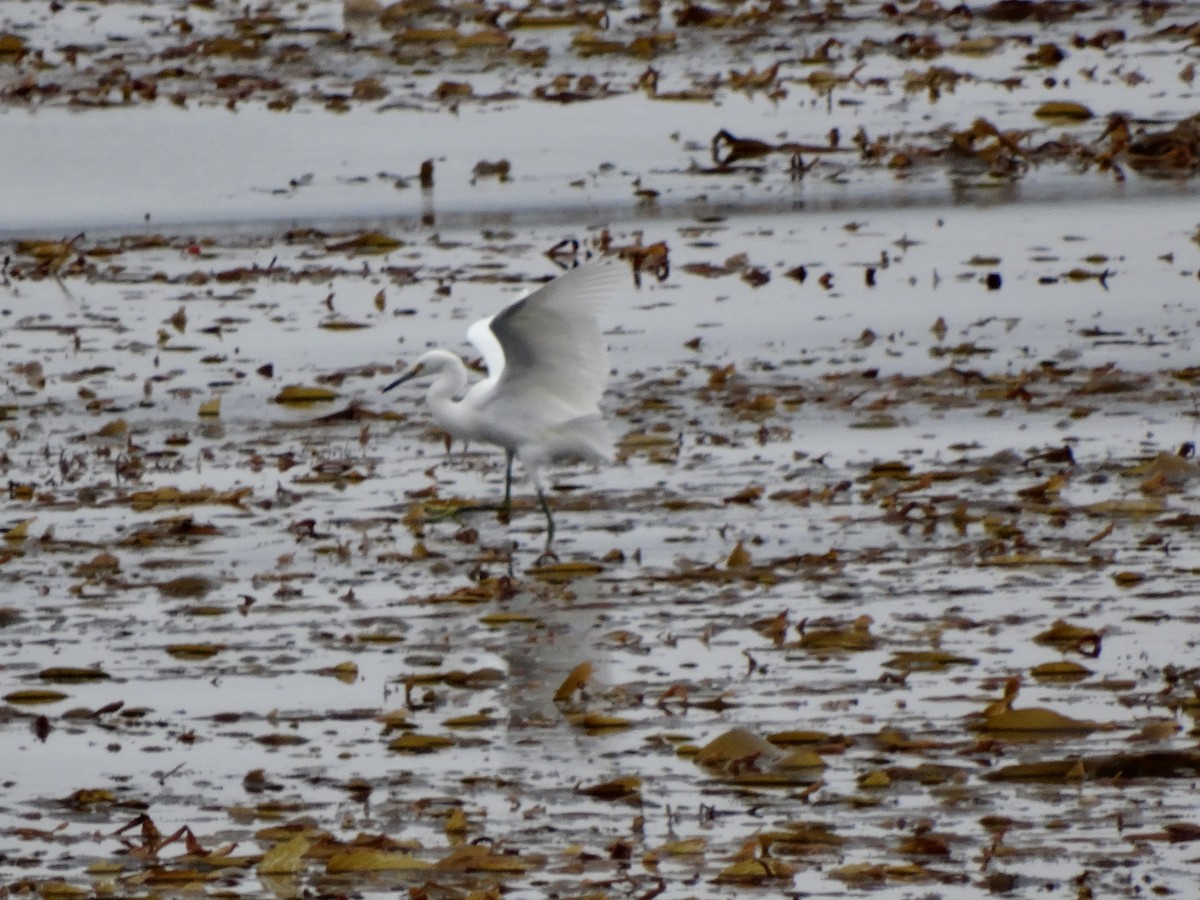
[381,350,459,393]
[381,362,423,393]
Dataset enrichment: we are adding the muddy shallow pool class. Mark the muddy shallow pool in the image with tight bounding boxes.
[3,1,1200,897]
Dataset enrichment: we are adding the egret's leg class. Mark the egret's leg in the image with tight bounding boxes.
[502,450,515,509]
[504,451,513,508]
[530,463,554,544]
[537,486,555,546]
[494,449,515,524]
[533,493,559,564]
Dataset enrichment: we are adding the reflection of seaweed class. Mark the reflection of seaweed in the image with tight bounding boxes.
[861,112,1200,183]
[980,0,1093,22]
[710,128,837,168]
[596,229,670,285]
[988,750,1200,782]
[1101,114,1200,178]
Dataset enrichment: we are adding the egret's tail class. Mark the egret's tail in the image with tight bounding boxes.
[532,414,613,467]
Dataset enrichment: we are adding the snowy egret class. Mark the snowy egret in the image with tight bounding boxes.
[383,260,626,542]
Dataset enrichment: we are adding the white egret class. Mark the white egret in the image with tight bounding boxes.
[383,260,625,542]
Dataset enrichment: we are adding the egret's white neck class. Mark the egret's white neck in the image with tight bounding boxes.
[421,351,473,436]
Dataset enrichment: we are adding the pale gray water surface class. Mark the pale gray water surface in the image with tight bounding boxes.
[3,1,1200,896]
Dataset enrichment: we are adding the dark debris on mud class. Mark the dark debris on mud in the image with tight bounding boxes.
[4,0,1200,896]
[1,220,1200,897]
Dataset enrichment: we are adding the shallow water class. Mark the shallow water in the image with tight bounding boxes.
[3,1,1200,896]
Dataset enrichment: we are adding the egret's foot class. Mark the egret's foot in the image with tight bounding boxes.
[495,501,512,525]
[533,547,560,566]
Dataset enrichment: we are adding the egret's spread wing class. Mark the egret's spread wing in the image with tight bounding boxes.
[466,314,505,382]
[487,260,624,417]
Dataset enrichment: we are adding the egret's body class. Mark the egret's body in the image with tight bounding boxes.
[384,260,624,541]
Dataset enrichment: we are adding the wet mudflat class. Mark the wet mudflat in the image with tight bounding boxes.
[3,1,1200,898]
